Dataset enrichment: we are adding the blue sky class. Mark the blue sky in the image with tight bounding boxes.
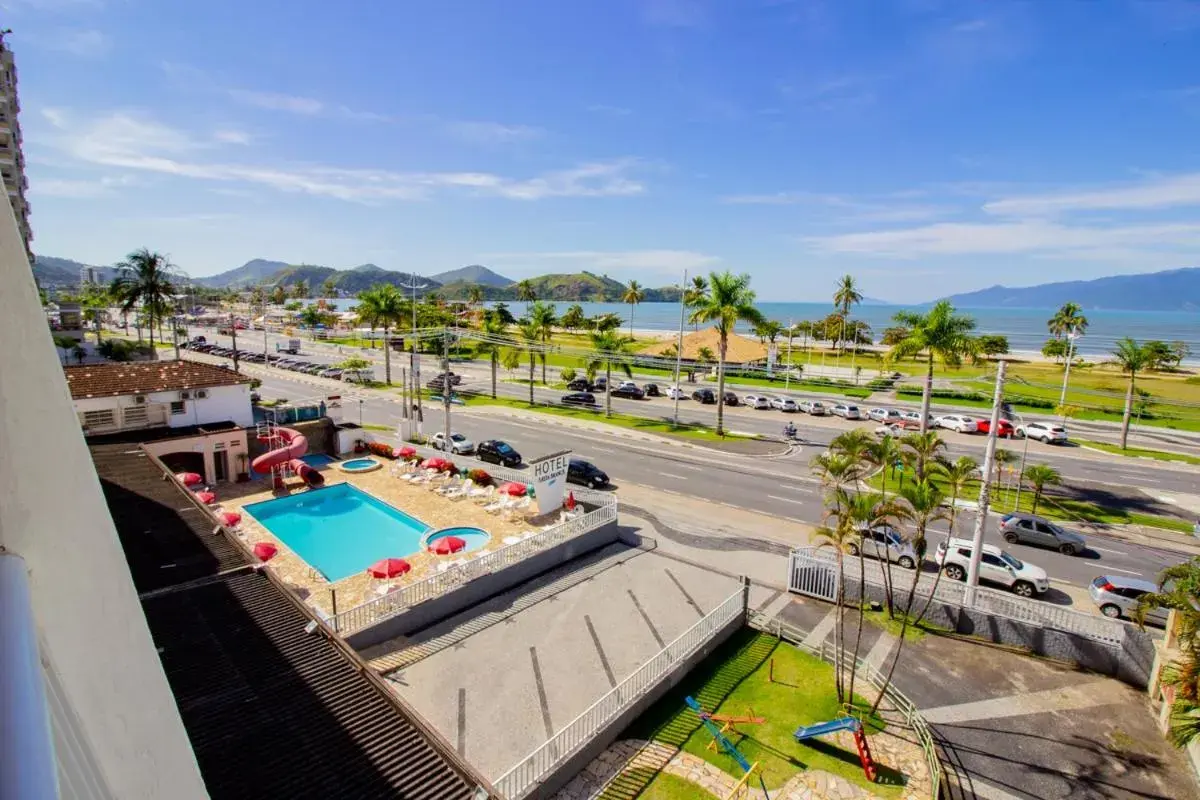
[12,0,1200,301]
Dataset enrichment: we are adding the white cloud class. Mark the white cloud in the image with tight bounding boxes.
[42,109,645,203]
[213,129,253,145]
[722,190,948,222]
[483,249,719,273]
[983,172,1200,216]
[446,121,543,144]
[229,89,324,115]
[45,28,110,57]
[32,175,133,198]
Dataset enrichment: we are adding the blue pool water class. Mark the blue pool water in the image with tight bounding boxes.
[244,484,430,581]
[425,527,492,554]
[300,453,336,467]
[341,457,380,472]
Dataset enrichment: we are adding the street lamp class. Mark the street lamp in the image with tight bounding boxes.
[1012,410,1032,513]
[1058,329,1081,424]
[399,276,429,438]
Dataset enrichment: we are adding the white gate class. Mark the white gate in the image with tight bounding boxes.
[788,547,840,602]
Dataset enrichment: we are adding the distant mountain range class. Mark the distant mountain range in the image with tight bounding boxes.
[32,255,90,286]
[935,267,1200,312]
[430,264,512,288]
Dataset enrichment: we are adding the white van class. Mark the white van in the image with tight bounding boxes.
[342,368,376,384]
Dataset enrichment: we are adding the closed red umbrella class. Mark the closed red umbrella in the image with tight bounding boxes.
[195,490,217,505]
[252,542,278,562]
[219,511,242,527]
[398,445,416,458]
[565,492,577,511]
[367,557,412,579]
[176,471,203,486]
[420,457,450,471]
[500,482,527,497]
[429,535,467,555]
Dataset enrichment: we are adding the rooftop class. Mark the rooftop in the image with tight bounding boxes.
[65,360,251,399]
[90,442,491,799]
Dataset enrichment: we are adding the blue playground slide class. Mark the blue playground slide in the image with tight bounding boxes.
[793,717,860,741]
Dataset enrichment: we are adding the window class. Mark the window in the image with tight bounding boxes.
[981,553,1005,568]
[170,401,186,415]
[999,552,1024,570]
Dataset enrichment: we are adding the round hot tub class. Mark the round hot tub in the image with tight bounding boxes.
[423,526,492,555]
[338,457,382,473]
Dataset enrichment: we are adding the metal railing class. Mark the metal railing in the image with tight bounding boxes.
[748,612,942,800]
[788,546,1126,645]
[495,587,747,800]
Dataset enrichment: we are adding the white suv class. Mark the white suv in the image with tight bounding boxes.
[935,414,978,434]
[1016,421,1068,444]
[935,537,1049,598]
[831,404,862,419]
[799,399,828,416]
[772,397,800,412]
[430,431,475,455]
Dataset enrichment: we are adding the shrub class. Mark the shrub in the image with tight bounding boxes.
[366,441,398,459]
[897,387,989,402]
[467,468,492,486]
[560,367,577,383]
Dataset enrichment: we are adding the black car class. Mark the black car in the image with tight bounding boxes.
[644,383,661,397]
[692,388,716,404]
[610,384,645,399]
[723,391,739,406]
[561,392,597,406]
[568,458,609,489]
[435,372,463,385]
[566,378,592,392]
[592,376,608,392]
[477,439,522,467]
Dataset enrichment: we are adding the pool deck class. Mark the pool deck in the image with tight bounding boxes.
[214,464,547,616]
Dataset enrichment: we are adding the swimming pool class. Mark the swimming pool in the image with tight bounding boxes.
[300,453,336,467]
[243,484,430,582]
[338,457,382,473]
[424,526,492,554]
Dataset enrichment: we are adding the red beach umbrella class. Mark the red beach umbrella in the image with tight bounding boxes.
[176,471,203,486]
[429,535,467,555]
[367,557,412,579]
[397,445,416,458]
[219,511,242,527]
[565,492,577,511]
[420,457,451,471]
[500,482,527,497]
[195,490,217,505]
[252,542,278,562]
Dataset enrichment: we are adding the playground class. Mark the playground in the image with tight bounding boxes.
[585,630,926,800]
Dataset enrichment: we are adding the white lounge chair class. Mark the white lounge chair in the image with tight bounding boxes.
[482,496,510,514]
[470,485,495,503]
[444,479,472,501]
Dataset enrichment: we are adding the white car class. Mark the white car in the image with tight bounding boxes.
[799,399,828,416]
[772,397,800,412]
[935,537,1049,598]
[430,431,475,455]
[666,385,688,400]
[743,394,771,409]
[831,404,862,420]
[874,424,903,438]
[848,525,919,569]
[868,407,902,423]
[935,414,979,434]
[1017,421,1068,444]
[614,380,639,392]
[902,410,933,427]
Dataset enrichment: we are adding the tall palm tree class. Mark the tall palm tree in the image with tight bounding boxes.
[622,280,645,338]
[828,429,875,490]
[887,301,980,433]
[109,248,179,348]
[899,430,947,481]
[688,271,765,436]
[832,274,863,353]
[474,314,510,398]
[291,279,309,299]
[270,285,286,305]
[517,319,541,405]
[1048,302,1089,339]
[1110,337,1151,449]
[866,434,904,501]
[593,312,622,333]
[993,447,1017,500]
[320,278,338,298]
[587,331,633,418]
[935,455,978,538]
[813,522,853,704]
[516,279,537,314]
[356,284,405,384]
[467,283,484,311]
[683,275,709,332]
[1022,464,1062,515]
[530,301,557,384]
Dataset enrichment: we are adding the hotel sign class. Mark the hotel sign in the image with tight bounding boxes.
[529,450,571,516]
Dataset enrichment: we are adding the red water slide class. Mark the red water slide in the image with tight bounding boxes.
[251,427,325,489]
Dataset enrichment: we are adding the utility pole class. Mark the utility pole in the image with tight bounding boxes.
[400,276,428,436]
[966,360,1006,605]
[785,320,794,392]
[442,329,452,449]
[229,313,240,374]
[263,296,271,368]
[172,315,180,361]
[673,268,686,428]
[1013,413,1032,513]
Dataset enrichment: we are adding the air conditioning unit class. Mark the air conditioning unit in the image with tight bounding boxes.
[196,389,209,399]
[179,391,192,400]
[133,395,147,405]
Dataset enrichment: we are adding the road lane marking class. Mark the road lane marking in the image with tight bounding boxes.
[592,447,616,454]
[660,473,690,480]
[777,482,811,491]
[1099,566,1144,576]
[1090,545,1127,555]
[766,495,809,506]
[673,463,705,471]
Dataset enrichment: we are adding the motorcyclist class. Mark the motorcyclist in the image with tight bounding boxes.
[783,422,797,440]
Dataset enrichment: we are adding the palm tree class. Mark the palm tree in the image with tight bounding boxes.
[1048,302,1089,339]
[356,285,405,384]
[516,279,537,314]
[935,456,978,537]
[683,275,709,332]
[899,430,947,481]
[109,249,179,348]
[1137,559,1200,747]
[587,331,633,418]
[52,334,77,365]
[696,346,715,365]
[688,271,765,436]
[529,301,557,384]
[1022,464,1061,515]
[813,522,853,704]
[1110,337,1151,450]
[474,314,509,398]
[832,274,863,352]
[467,284,485,318]
[993,447,1017,499]
[270,285,287,305]
[560,304,586,333]
[320,278,338,298]
[291,279,309,299]
[81,285,110,345]
[516,320,541,405]
[866,434,904,501]
[828,429,875,489]
[622,280,646,338]
[887,301,980,433]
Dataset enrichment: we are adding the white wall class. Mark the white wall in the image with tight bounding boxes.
[143,429,249,484]
[0,197,208,795]
[74,381,254,430]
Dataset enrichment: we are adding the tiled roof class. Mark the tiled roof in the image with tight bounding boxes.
[65,360,251,399]
[90,443,492,800]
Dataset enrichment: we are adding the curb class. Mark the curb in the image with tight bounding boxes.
[1076,443,1200,472]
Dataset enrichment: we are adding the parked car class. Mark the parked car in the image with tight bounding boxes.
[901,410,933,428]
[611,384,646,399]
[592,376,608,392]
[666,385,688,400]
[831,404,862,420]
[318,368,344,379]
[1016,421,1068,444]
[999,513,1087,555]
[1089,576,1168,625]
[743,394,771,409]
[567,458,609,489]
[476,439,522,467]
[772,397,800,413]
[561,392,597,407]
[935,537,1049,598]
[192,335,207,344]
[975,418,1015,437]
[799,399,828,416]
[868,407,903,423]
[566,378,592,392]
[874,424,903,438]
[435,372,463,385]
[723,391,739,407]
[692,388,717,404]
[934,414,979,434]
[644,383,661,397]
[430,431,476,455]
[847,525,919,570]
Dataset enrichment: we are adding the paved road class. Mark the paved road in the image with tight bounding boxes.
[249,366,1190,599]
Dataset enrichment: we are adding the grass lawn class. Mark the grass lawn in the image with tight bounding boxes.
[1075,439,1200,466]
[634,773,717,800]
[621,630,902,796]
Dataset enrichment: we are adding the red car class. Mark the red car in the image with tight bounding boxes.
[975,418,1015,437]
